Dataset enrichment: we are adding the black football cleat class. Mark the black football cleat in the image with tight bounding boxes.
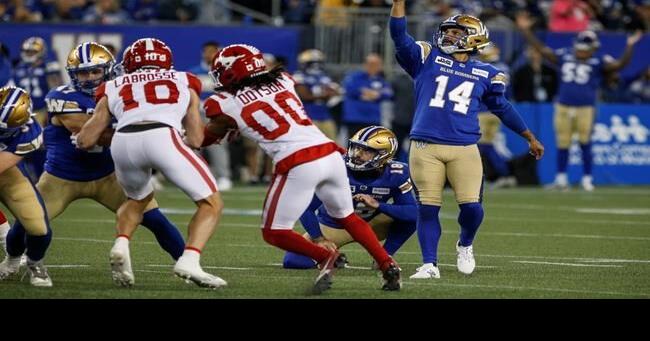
[381,263,402,291]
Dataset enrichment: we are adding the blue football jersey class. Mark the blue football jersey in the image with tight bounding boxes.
[12,59,61,111]
[293,69,334,121]
[478,61,510,112]
[555,48,611,106]
[0,120,43,156]
[43,85,115,181]
[318,161,415,228]
[396,42,508,145]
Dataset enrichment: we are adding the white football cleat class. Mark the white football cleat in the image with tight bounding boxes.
[110,245,135,287]
[581,175,595,192]
[409,263,440,279]
[0,221,10,251]
[456,241,476,275]
[0,255,22,280]
[25,260,52,287]
[174,258,227,289]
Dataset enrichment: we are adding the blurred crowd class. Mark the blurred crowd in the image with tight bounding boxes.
[1,0,648,32]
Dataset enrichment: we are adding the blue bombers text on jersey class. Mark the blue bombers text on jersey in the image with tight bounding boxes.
[555,48,613,106]
[389,16,528,145]
[43,85,115,181]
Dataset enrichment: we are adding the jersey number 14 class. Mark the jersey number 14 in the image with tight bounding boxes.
[429,75,475,114]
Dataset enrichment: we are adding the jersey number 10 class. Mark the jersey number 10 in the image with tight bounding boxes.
[119,80,180,111]
[429,75,475,114]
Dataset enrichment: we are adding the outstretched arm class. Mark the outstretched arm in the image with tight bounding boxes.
[603,31,643,73]
[515,12,558,65]
[76,96,112,150]
[484,92,544,160]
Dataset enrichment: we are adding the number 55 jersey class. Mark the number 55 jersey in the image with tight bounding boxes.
[203,73,339,174]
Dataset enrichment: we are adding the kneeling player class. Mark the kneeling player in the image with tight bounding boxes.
[0,86,53,287]
[283,126,416,269]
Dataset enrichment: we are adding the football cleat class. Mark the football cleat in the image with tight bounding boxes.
[173,257,227,289]
[581,175,595,192]
[334,253,348,269]
[109,245,135,287]
[313,250,339,294]
[381,261,402,291]
[409,263,441,279]
[25,260,52,287]
[456,241,476,275]
[0,255,23,280]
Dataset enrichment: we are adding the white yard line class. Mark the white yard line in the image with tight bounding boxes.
[47,264,90,268]
[512,261,623,268]
[145,264,251,271]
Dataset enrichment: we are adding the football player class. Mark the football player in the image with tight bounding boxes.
[389,0,544,279]
[4,42,186,281]
[517,13,642,191]
[11,37,64,183]
[76,38,226,289]
[0,86,53,287]
[293,49,341,141]
[201,44,402,293]
[283,126,417,269]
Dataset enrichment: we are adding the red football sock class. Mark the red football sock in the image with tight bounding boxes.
[262,229,330,263]
[336,213,392,270]
[0,210,7,225]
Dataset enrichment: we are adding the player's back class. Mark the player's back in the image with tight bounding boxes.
[204,73,331,165]
[98,69,202,132]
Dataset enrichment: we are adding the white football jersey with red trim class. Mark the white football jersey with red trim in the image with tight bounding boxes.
[97,69,202,132]
[204,73,332,165]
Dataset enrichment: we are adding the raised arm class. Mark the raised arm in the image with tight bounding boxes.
[515,12,558,65]
[603,31,643,73]
[389,0,429,77]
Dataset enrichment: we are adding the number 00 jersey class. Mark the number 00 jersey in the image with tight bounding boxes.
[204,73,340,174]
[96,70,202,132]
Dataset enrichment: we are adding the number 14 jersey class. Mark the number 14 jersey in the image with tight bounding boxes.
[203,73,336,173]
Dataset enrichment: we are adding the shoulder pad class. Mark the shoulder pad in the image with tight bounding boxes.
[415,41,433,63]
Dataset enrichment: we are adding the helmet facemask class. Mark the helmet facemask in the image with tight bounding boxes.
[68,63,113,96]
[346,141,388,171]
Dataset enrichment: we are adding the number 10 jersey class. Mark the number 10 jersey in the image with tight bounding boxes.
[96,69,202,132]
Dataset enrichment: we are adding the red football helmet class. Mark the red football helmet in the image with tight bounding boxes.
[209,44,267,88]
[122,38,173,73]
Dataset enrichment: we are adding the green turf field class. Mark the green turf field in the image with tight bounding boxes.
[1,185,649,298]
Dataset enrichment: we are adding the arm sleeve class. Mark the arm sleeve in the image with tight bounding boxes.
[94,82,107,103]
[483,92,529,134]
[299,196,324,239]
[389,16,425,77]
[376,175,417,222]
[186,72,203,95]
[377,192,417,222]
